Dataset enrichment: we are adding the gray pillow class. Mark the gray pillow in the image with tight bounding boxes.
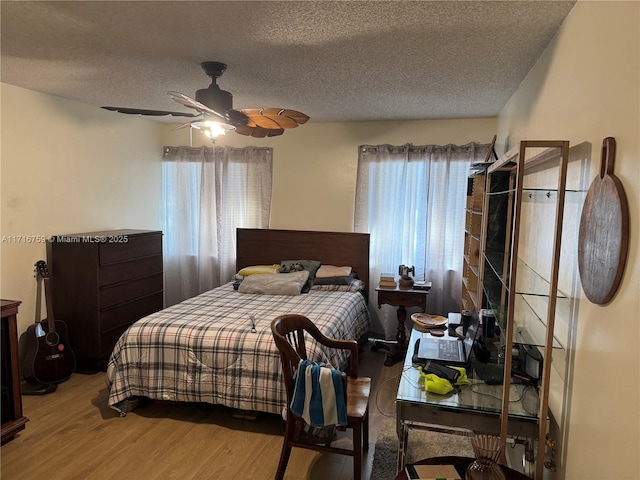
[312,274,356,285]
[238,270,309,296]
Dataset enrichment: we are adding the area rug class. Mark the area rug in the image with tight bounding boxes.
[370,415,474,480]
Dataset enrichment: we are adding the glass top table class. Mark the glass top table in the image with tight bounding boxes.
[395,328,541,473]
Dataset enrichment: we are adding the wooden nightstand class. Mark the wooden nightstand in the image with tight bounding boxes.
[374,286,429,366]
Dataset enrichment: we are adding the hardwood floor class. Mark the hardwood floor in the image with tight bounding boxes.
[1,343,405,480]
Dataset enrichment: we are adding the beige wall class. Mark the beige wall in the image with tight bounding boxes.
[1,83,165,334]
[163,118,497,232]
[497,1,639,478]
[2,81,496,338]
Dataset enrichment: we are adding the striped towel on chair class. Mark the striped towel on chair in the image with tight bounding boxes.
[290,359,347,427]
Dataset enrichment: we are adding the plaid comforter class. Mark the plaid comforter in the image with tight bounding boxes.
[106,282,370,415]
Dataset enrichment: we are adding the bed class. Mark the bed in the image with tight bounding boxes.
[106,228,371,416]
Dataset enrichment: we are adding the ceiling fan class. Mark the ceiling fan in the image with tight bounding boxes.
[102,61,309,138]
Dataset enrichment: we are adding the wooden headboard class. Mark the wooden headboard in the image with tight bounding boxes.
[236,228,370,296]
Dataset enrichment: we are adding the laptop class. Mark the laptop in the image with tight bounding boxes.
[412,309,480,365]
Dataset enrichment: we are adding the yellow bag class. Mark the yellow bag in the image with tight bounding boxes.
[422,373,455,395]
[418,365,470,395]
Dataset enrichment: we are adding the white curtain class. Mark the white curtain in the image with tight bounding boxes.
[354,142,487,338]
[163,145,273,306]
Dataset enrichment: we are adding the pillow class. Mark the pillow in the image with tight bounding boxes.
[310,279,365,293]
[315,265,352,278]
[237,264,280,276]
[312,274,356,286]
[279,260,321,280]
[238,270,309,296]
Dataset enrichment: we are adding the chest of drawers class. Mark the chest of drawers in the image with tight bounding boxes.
[48,230,163,371]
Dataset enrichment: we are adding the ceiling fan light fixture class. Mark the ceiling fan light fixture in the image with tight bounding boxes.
[191,119,236,139]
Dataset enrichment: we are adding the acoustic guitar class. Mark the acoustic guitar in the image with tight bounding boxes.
[22,260,76,385]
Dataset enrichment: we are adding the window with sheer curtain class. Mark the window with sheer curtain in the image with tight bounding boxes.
[354,142,488,338]
[163,145,273,306]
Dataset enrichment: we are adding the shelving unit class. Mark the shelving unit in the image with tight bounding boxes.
[462,166,488,311]
[478,140,570,479]
[462,136,498,312]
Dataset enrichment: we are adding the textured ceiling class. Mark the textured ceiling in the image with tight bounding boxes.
[1,1,576,124]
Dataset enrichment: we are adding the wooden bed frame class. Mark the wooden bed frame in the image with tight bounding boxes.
[236,228,370,297]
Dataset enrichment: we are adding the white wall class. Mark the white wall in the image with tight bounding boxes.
[497,1,639,478]
[0,83,165,334]
[163,118,497,232]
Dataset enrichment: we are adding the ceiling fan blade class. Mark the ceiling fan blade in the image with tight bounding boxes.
[173,121,196,130]
[240,108,310,130]
[235,124,285,138]
[102,106,199,118]
[168,91,226,120]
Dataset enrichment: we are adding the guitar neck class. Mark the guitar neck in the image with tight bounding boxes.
[35,277,43,323]
[42,276,57,334]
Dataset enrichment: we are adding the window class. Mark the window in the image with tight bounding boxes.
[162,145,273,305]
[354,142,488,337]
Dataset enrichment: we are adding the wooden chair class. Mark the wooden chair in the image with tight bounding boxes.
[270,314,371,480]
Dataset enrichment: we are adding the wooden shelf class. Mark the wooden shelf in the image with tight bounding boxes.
[462,168,488,311]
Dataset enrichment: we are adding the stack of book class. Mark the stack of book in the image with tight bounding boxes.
[378,273,397,288]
